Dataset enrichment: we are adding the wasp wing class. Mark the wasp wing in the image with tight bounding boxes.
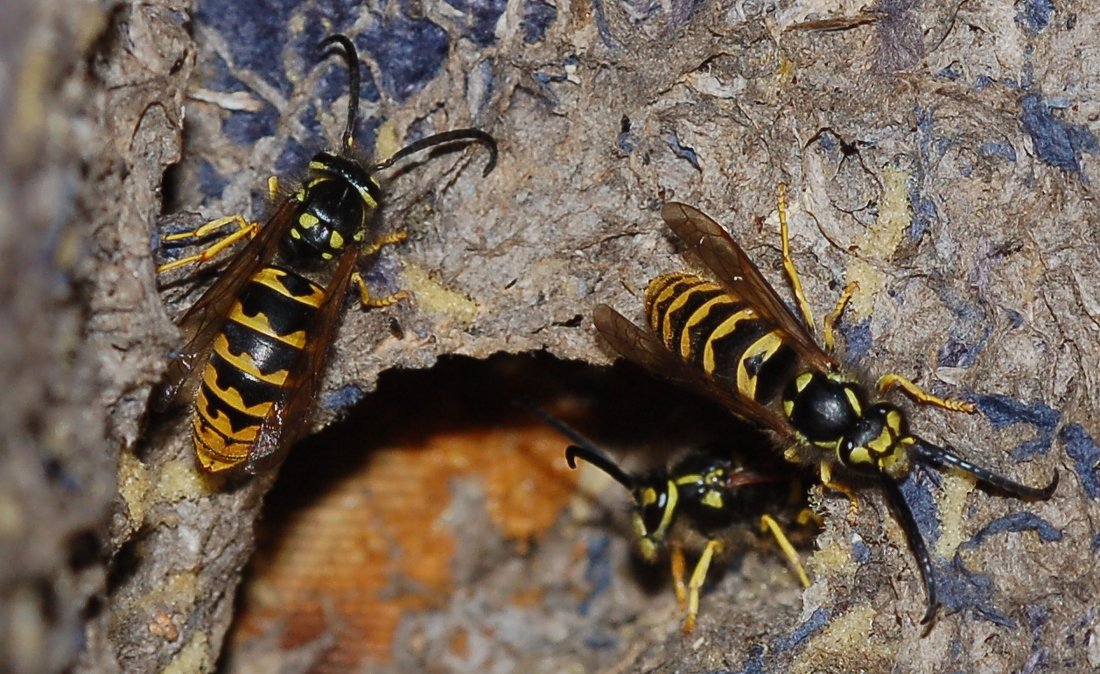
[594,304,794,439]
[153,199,300,413]
[244,246,360,474]
[660,202,835,373]
[724,470,786,488]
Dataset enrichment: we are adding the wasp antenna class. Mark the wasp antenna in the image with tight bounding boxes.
[912,440,1059,500]
[565,445,636,490]
[519,400,593,447]
[517,401,636,488]
[318,34,360,153]
[881,478,938,625]
[371,128,498,177]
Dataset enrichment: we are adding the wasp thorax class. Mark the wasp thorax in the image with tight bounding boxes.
[837,402,913,479]
[783,372,864,445]
[283,177,366,262]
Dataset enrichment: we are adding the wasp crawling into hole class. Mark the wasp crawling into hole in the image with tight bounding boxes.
[594,187,1057,626]
[153,34,497,474]
[525,404,815,634]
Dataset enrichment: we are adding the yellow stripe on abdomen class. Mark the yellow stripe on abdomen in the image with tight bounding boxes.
[680,294,737,360]
[701,308,758,374]
[212,334,289,386]
[736,329,784,400]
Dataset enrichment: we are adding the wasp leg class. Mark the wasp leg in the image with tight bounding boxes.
[796,506,823,528]
[878,373,976,414]
[760,514,811,588]
[820,461,860,514]
[823,281,859,353]
[670,541,688,607]
[157,215,260,273]
[352,231,410,307]
[351,272,409,308]
[362,230,408,256]
[778,183,816,332]
[682,538,723,635]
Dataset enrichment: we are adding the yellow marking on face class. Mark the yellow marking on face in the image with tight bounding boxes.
[681,294,736,359]
[253,268,326,308]
[702,308,756,374]
[886,409,903,433]
[737,330,784,400]
[329,230,344,250]
[212,335,288,385]
[847,445,872,467]
[298,212,320,229]
[867,429,894,456]
[880,435,915,480]
[878,446,910,477]
[640,488,658,507]
[701,491,723,509]
[228,302,308,347]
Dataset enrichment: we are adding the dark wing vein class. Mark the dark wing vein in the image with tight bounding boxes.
[153,199,300,412]
[593,304,793,438]
[661,202,835,373]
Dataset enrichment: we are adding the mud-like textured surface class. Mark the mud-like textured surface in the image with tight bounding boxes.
[3,0,1099,672]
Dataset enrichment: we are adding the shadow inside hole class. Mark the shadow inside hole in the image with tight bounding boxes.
[225,352,809,669]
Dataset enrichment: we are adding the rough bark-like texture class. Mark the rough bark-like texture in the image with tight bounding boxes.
[0,2,191,673]
[3,0,1098,672]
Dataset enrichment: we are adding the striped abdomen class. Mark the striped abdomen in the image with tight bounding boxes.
[192,266,326,472]
[644,273,800,407]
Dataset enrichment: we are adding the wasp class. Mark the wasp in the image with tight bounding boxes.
[593,189,1058,625]
[524,404,812,633]
[152,34,497,474]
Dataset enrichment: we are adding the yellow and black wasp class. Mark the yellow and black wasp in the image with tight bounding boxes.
[525,404,812,633]
[593,189,1058,625]
[152,34,497,474]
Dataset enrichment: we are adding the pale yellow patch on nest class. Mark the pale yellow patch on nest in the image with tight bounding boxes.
[846,167,911,319]
[403,262,479,324]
